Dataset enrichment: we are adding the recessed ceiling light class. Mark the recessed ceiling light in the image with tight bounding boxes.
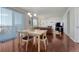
[30,14,32,17]
[27,12,32,17]
[27,12,31,16]
[34,13,37,16]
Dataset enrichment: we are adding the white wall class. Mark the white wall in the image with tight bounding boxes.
[74,8,79,42]
[25,13,30,29]
[69,8,75,41]
[62,11,68,35]
[63,7,78,42]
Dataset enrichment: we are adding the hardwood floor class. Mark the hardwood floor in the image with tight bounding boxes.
[19,31,79,52]
[0,31,79,52]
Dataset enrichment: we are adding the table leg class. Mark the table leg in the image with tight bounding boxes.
[17,32,20,51]
[26,41,28,52]
[18,33,21,52]
[18,33,20,51]
[33,36,36,45]
[38,35,40,52]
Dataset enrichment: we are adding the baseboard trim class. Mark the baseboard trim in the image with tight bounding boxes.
[65,33,77,43]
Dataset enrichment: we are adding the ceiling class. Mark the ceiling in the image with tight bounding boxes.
[22,7,68,17]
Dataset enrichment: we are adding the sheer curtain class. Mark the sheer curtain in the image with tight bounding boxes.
[14,11,25,31]
[0,7,25,41]
[0,8,1,32]
[1,8,13,33]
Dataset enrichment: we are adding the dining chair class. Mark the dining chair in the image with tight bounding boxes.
[19,32,33,52]
[40,33,48,51]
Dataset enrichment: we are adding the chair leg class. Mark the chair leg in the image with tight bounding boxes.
[43,40,47,51]
[26,41,28,52]
[20,42,25,52]
[33,37,37,47]
[47,39,48,46]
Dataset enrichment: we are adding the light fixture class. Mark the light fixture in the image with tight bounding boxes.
[27,12,32,17]
[34,13,37,16]
[30,14,32,17]
[27,12,31,16]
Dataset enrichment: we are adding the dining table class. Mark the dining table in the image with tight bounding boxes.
[17,29,47,52]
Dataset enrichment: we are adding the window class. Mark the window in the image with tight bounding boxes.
[2,8,12,26]
[33,18,38,27]
[0,8,1,26]
[0,8,1,32]
[14,11,25,30]
[0,7,25,41]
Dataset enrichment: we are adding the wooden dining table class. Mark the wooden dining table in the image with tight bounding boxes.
[17,29,47,52]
